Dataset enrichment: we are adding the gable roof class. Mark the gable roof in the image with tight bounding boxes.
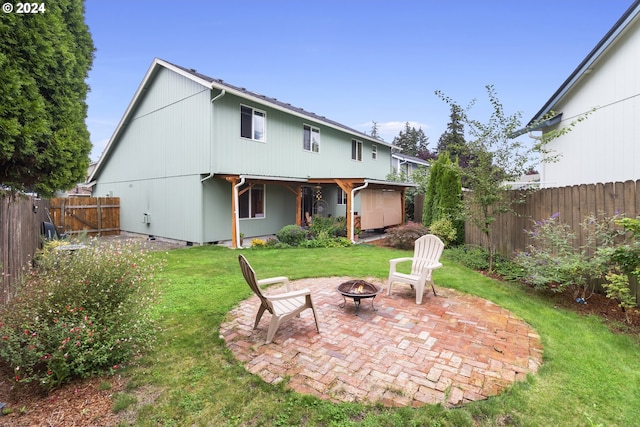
[90,58,392,181]
[392,152,430,166]
[528,0,640,126]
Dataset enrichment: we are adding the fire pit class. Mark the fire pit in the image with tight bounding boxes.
[337,280,382,315]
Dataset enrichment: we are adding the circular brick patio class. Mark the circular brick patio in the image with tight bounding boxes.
[220,277,543,407]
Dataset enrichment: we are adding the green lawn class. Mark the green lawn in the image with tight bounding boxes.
[120,244,640,426]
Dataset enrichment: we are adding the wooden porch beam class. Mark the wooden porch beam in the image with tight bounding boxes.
[282,184,303,226]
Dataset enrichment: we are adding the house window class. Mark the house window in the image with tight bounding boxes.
[372,144,377,160]
[241,105,266,142]
[351,139,362,161]
[337,189,347,205]
[239,184,265,219]
[303,124,320,152]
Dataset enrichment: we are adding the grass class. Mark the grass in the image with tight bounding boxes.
[120,244,640,426]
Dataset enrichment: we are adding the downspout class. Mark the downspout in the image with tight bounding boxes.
[200,89,226,244]
[200,89,226,183]
[234,176,246,248]
[350,180,369,243]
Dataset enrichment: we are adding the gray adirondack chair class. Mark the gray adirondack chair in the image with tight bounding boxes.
[238,255,320,344]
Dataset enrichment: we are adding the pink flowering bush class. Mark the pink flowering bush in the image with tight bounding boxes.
[0,239,162,390]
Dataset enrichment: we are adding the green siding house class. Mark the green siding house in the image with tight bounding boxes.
[89,58,412,247]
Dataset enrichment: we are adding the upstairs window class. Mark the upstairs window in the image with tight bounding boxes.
[351,139,362,161]
[239,184,265,219]
[241,105,266,142]
[372,144,377,160]
[303,124,320,152]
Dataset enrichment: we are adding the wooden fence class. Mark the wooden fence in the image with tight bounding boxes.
[0,196,120,304]
[464,179,640,303]
[464,180,640,256]
[49,197,120,237]
[0,195,50,303]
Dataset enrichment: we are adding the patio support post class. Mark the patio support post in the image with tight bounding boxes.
[295,184,302,226]
[335,179,355,239]
[283,183,303,227]
[401,188,406,225]
[226,176,244,249]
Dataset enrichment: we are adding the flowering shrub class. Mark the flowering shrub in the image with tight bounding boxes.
[250,238,266,248]
[385,222,429,249]
[0,239,162,390]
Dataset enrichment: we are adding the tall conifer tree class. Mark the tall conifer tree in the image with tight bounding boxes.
[0,0,95,196]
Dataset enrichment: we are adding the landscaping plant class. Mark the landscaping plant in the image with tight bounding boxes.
[600,216,640,315]
[428,216,458,247]
[384,222,430,249]
[275,224,309,246]
[0,239,162,390]
[273,218,351,248]
[513,212,623,300]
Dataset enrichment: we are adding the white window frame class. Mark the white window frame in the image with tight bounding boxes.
[239,184,266,219]
[337,189,347,205]
[352,139,362,161]
[303,124,320,153]
[240,105,266,142]
[372,144,377,160]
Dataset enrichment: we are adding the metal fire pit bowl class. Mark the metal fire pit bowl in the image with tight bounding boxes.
[337,280,382,316]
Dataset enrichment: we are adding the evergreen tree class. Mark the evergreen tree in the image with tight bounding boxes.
[392,122,431,158]
[437,105,470,167]
[422,155,443,226]
[369,121,383,140]
[422,152,462,242]
[437,154,464,245]
[0,0,95,196]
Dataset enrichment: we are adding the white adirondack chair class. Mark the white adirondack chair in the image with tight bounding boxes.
[387,234,444,304]
[238,254,320,344]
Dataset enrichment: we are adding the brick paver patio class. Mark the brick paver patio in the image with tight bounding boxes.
[220,277,543,407]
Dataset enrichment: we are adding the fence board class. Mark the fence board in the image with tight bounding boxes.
[49,197,120,236]
[0,195,50,303]
[624,180,635,219]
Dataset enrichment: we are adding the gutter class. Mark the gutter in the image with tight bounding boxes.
[350,180,369,243]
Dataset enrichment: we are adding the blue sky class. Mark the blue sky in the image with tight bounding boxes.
[84,0,634,161]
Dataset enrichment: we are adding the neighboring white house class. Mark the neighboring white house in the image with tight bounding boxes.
[391,152,429,181]
[525,0,640,188]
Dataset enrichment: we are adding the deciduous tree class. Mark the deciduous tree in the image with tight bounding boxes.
[436,85,532,271]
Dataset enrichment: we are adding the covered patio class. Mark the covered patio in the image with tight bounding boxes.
[221,175,414,248]
[220,277,543,407]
